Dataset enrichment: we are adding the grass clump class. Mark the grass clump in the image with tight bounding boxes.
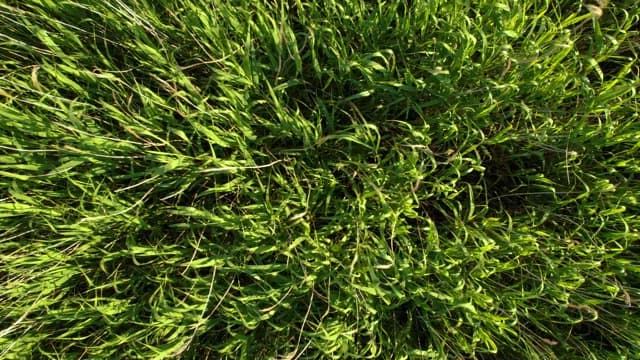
[1,0,639,358]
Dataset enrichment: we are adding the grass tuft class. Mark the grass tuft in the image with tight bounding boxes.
[1,0,640,358]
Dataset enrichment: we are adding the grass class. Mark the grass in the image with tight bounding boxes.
[0,0,639,358]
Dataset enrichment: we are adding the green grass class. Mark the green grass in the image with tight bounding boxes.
[1,0,639,358]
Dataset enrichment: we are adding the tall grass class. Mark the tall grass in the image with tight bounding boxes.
[1,0,639,358]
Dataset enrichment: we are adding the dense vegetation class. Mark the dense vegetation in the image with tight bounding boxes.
[1,0,639,358]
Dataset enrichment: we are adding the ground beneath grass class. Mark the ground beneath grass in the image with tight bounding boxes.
[1,0,639,358]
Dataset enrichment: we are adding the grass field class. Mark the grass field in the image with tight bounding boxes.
[1,0,639,358]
